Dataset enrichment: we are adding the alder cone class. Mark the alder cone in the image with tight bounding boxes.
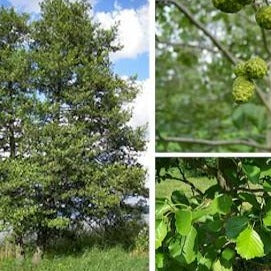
[232,76,255,103]
[234,62,246,77]
[212,0,243,13]
[244,57,268,79]
[256,6,271,30]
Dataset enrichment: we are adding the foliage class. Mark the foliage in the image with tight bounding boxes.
[0,0,146,250]
[155,158,271,270]
[156,0,271,152]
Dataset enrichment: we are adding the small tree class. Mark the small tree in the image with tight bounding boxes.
[0,8,42,247]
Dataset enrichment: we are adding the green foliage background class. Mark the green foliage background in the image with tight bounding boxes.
[156,0,270,152]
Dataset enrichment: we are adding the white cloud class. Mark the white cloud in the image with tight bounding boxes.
[96,3,149,61]
[130,79,151,186]
[8,0,98,14]
[129,79,151,129]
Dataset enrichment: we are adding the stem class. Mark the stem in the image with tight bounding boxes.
[159,0,237,64]
[156,136,271,151]
[165,173,204,196]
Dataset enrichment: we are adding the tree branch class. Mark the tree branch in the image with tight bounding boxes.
[165,173,204,196]
[261,28,271,57]
[156,136,271,151]
[158,0,237,64]
[156,35,218,54]
[238,187,265,193]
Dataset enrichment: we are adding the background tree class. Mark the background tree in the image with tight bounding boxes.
[0,0,146,250]
[0,7,43,248]
[156,0,271,152]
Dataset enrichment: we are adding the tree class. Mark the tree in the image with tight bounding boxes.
[156,0,271,152]
[0,0,146,249]
[0,7,32,158]
[156,158,271,270]
[0,7,42,247]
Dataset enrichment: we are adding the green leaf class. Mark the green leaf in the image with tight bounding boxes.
[259,231,271,255]
[236,227,264,260]
[168,236,184,258]
[242,164,261,184]
[263,179,271,192]
[214,236,227,250]
[239,193,260,210]
[155,219,168,249]
[211,194,232,215]
[212,259,232,271]
[171,190,189,206]
[156,253,164,269]
[156,199,171,219]
[206,220,223,232]
[221,248,235,262]
[175,209,192,236]
[225,216,249,240]
[198,253,212,271]
[263,211,271,227]
[192,207,212,222]
[181,226,197,264]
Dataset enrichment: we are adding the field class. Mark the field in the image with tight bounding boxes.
[156,175,216,199]
[0,246,148,271]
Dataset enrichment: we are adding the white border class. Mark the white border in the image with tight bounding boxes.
[155,152,271,158]
[149,0,156,270]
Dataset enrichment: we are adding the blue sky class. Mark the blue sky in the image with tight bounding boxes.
[95,0,147,12]
[0,0,149,81]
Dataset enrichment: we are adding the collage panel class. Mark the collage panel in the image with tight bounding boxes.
[156,0,271,153]
[0,0,150,270]
[156,157,271,271]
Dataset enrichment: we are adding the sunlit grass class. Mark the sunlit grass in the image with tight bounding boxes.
[0,246,148,271]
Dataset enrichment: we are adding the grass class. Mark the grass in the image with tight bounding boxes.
[0,246,148,271]
[156,175,216,199]
[0,221,149,271]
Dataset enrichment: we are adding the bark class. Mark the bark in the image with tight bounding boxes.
[217,158,231,192]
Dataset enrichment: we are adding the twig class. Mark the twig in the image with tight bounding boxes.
[156,36,218,54]
[156,136,271,151]
[159,0,237,64]
[261,29,271,57]
[238,187,264,193]
[165,173,204,196]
